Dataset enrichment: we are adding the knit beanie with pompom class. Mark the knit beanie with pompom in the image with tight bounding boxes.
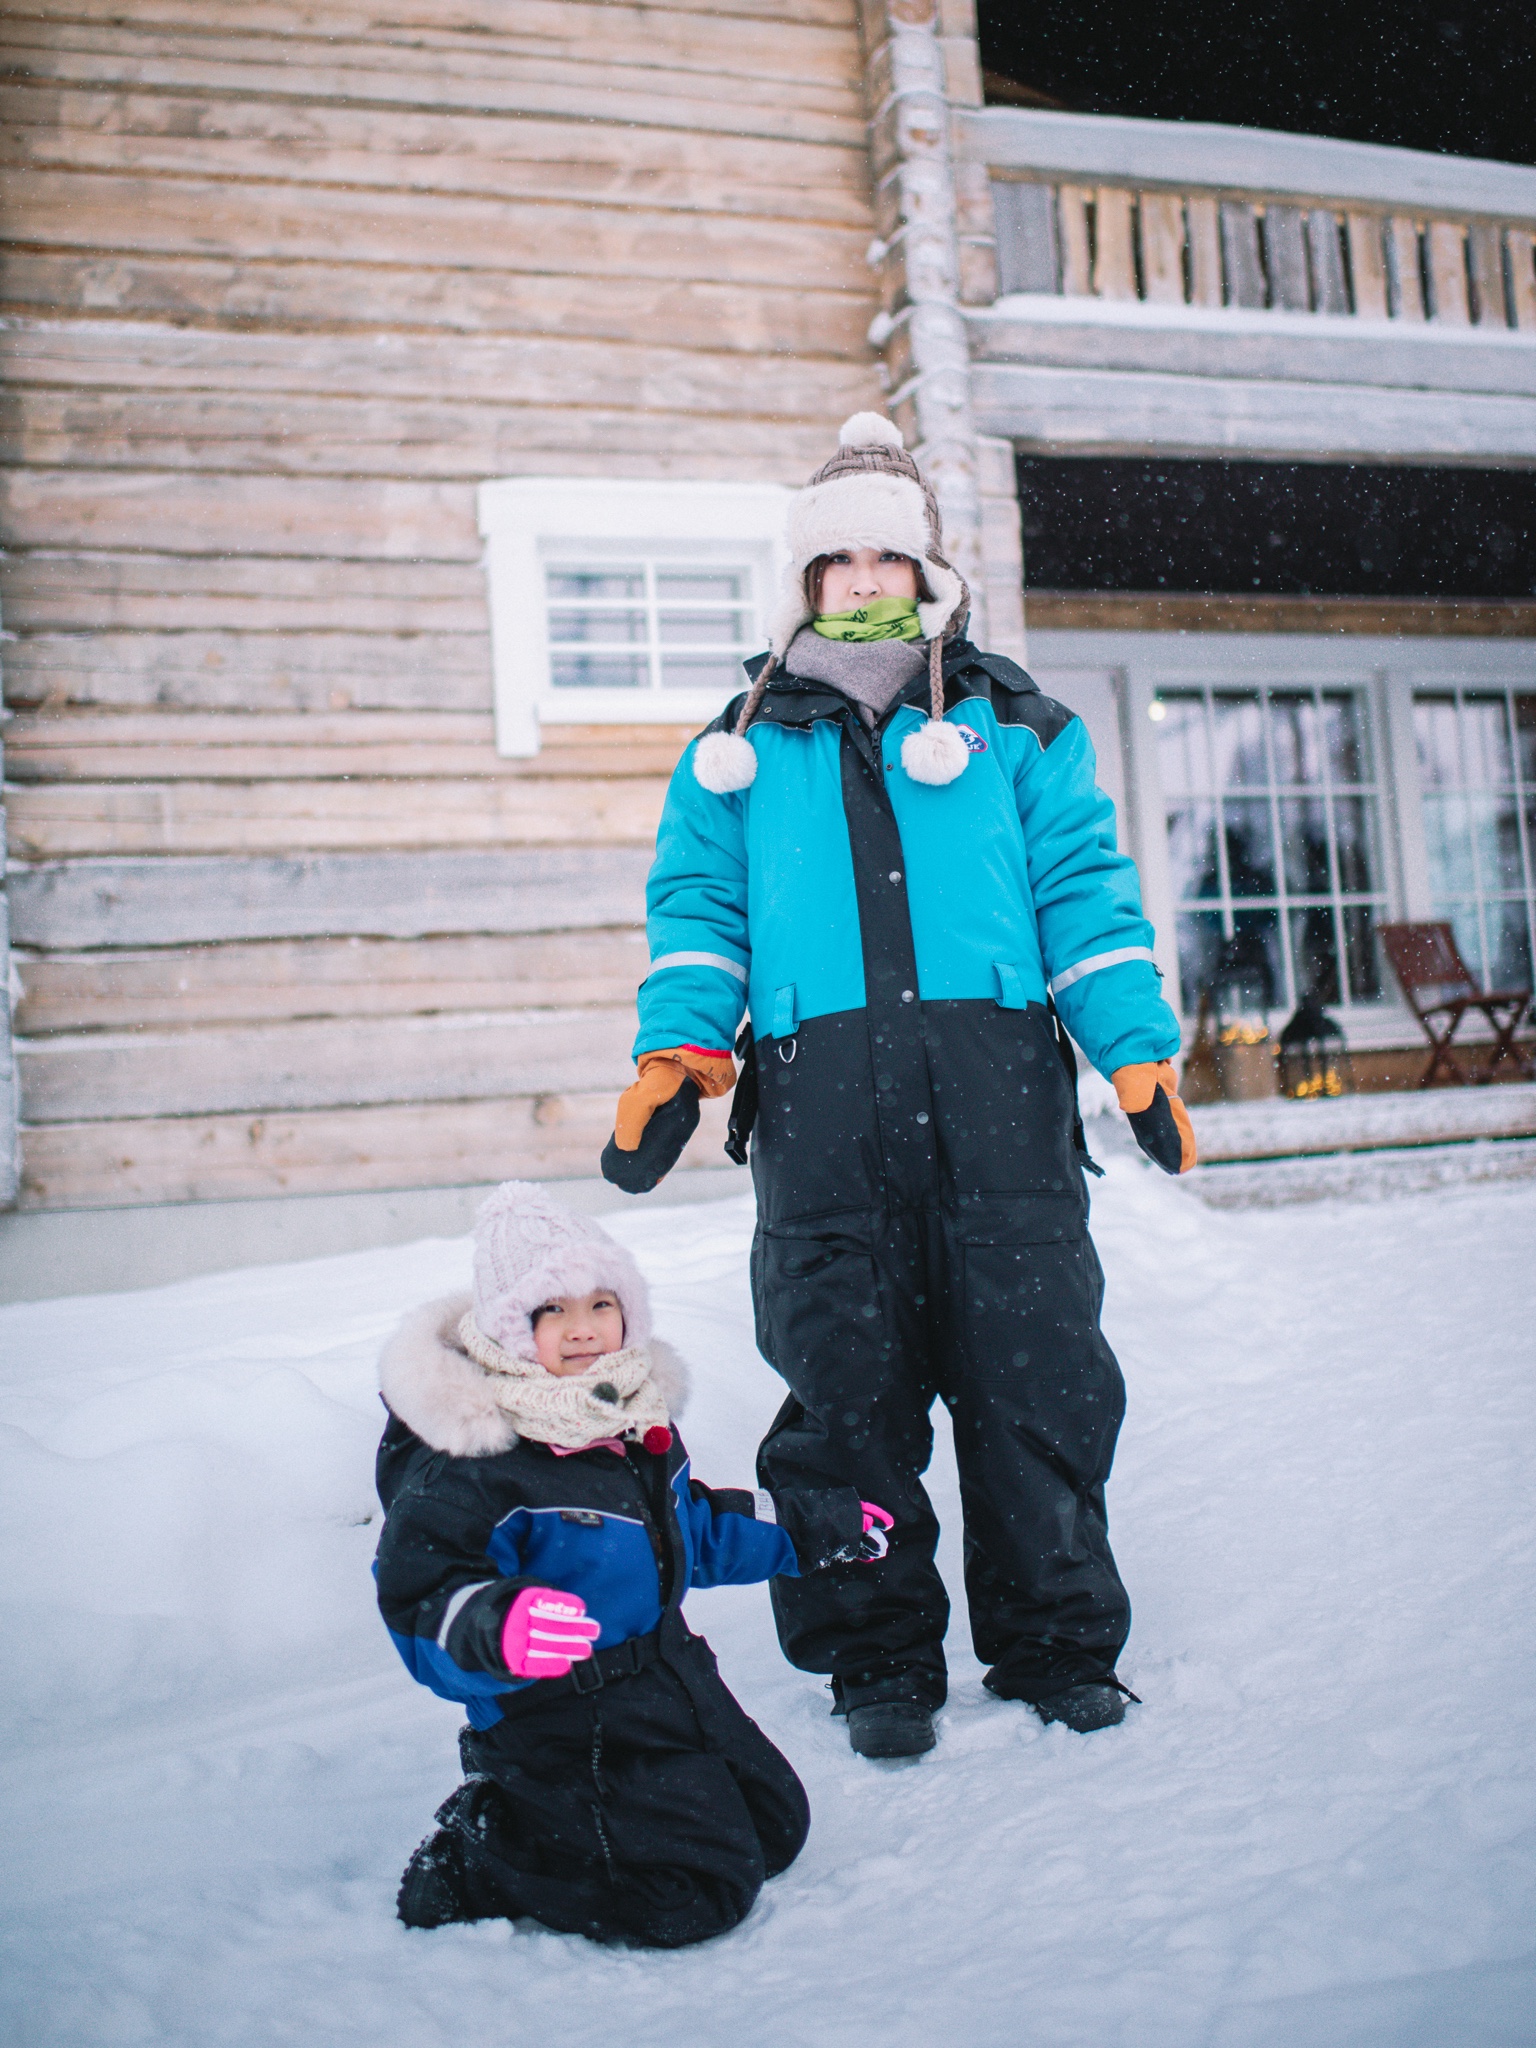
[468,1182,653,1366]
[693,412,971,798]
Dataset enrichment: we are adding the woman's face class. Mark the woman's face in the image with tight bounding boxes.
[818,546,919,614]
[531,1291,626,1376]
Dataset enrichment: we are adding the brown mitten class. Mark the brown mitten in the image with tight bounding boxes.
[614,1047,737,1152]
[1112,1060,1197,1174]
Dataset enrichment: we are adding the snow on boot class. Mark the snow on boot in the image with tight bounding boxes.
[846,1701,936,1759]
[396,1826,476,1929]
[1032,1682,1130,1733]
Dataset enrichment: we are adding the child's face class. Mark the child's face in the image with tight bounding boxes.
[531,1291,625,1376]
[818,546,919,614]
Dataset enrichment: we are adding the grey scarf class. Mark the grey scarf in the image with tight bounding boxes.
[784,626,928,726]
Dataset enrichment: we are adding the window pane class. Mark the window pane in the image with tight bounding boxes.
[1223,798,1277,896]
[1156,691,1212,796]
[1461,692,1514,786]
[1175,910,1224,1006]
[656,570,748,602]
[1421,795,1475,896]
[1342,903,1382,1001]
[657,608,752,646]
[1166,804,1222,899]
[1434,902,1485,983]
[1228,909,1283,1011]
[546,567,643,601]
[547,607,647,644]
[1212,691,1268,787]
[1488,900,1534,991]
[1414,694,1461,788]
[1288,905,1341,1003]
[1322,692,1369,785]
[659,655,745,691]
[1516,696,1536,786]
[1279,797,1330,894]
[1269,691,1322,786]
[1468,797,1525,891]
[1332,796,1377,895]
[550,652,647,689]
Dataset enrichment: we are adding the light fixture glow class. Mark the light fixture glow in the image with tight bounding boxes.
[1148,698,1168,722]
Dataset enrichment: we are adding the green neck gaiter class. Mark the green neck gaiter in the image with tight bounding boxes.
[812,595,923,642]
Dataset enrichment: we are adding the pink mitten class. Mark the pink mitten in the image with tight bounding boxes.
[857,1501,895,1563]
[500,1586,602,1679]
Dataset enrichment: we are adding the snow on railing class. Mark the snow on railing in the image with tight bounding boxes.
[961,107,1536,330]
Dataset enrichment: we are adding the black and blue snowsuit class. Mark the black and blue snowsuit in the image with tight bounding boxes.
[635,641,1182,1714]
[375,1406,865,1947]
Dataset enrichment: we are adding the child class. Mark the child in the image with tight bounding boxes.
[374,1182,891,1948]
[605,413,1196,1760]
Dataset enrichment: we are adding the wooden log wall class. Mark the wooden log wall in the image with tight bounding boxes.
[0,0,884,1209]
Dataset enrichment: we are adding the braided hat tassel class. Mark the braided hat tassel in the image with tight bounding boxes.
[691,654,777,794]
[898,631,969,787]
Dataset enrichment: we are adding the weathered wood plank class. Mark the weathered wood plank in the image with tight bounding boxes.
[14,929,652,1034]
[7,712,693,783]
[0,2,863,95]
[0,252,879,359]
[3,627,492,713]
[7,774,670,859]
[1467,222,1508,327]
[0,388,852,482]
[1346,213,1390,318]
[0,170,875,295]
[1426,219,1470,324]
[1260,205,1309,311]
[1386,216,1426,320]
[1056,185,1091,296]
[0,36,865,149]
[18,1004,645,1121]
[990,178,1057,294]
[9,847,656,948]
[17,1090,736,1209]
[0,85,872,226]
[0,320,877,422]
[1306,210,1349,314]
[1511,232,1536,330]
[1186,194,1221,307]
[1024,592,1536,636]
[1091,187,1137,300]
[0,470,479,563]
[1220,201,1266,309]
[1137,192,1185,305]
[0,551,489,634]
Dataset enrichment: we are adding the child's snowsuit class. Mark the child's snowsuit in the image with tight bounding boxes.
[637,636,1182,1715]
[375,1295,866,1948]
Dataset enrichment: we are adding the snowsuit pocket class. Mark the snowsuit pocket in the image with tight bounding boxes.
[751,1214,890,1406]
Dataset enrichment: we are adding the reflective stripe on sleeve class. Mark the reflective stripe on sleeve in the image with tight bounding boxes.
[645,951,749,984]
[1050,945,1158,993]
[436,1579,495,1650]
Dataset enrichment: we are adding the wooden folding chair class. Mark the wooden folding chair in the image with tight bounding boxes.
[1380,922,1534,1087]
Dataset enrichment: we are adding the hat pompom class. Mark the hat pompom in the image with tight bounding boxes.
[838,411,904,451]
[901,718,970,787]
[692,729,758,794]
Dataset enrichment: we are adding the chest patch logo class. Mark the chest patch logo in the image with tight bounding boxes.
[954,723,989,754]
[559,1509,605,1527]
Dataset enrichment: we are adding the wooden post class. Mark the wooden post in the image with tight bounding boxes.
[1346,213,1390,318]
[1506,231,1536,330]
[1186,195,1223,306]
[1467,221,1508,326]
[1056,184,1094,296]
[1426,220,1470,323]
[1386,216,1426,319]
[1139,191,1187,304]
[1092,187,1139,299]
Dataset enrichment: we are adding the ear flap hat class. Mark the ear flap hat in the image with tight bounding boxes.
[693,412,972,795]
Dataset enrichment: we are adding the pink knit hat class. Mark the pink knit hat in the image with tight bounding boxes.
[469,1183,653,1365]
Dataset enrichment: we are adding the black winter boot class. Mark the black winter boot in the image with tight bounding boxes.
[846,1701,936,1759]
[1032,1682,1134,1732]
[396,1826,478,1929]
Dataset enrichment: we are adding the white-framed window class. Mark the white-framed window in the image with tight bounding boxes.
[1414,684,1536,990]
[477,476,791,754]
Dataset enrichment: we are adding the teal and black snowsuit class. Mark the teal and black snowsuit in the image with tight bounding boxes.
[636,639,1182,1711]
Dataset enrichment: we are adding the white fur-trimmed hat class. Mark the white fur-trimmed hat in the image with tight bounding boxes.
[692,412,972,797]
[468,1182,652,1366]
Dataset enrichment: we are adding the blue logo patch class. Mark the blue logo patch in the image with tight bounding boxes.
[954,724,989,754]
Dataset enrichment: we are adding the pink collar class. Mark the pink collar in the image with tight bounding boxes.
[550,1438,628,1458]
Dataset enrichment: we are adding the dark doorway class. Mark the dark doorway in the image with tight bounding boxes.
[1016,458,1536,598]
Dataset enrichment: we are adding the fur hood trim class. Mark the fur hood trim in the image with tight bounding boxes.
[378,1292,692,1459]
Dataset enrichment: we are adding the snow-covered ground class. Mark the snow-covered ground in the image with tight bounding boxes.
[2,1157,1534,2048]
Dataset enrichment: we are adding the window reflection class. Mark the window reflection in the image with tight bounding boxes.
[1414,688,1536,1002]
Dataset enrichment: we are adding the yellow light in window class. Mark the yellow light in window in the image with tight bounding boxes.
[1148,698,1168,722]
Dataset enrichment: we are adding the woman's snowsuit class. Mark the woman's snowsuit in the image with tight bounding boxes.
[636,638,1182,1713]
[374,1306,865,1948]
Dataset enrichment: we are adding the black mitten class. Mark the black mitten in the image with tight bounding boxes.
[1127,1088,1184,1175]
[600,1079,700,1194]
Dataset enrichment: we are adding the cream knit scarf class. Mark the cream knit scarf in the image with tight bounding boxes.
[458,1313,672,1450]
